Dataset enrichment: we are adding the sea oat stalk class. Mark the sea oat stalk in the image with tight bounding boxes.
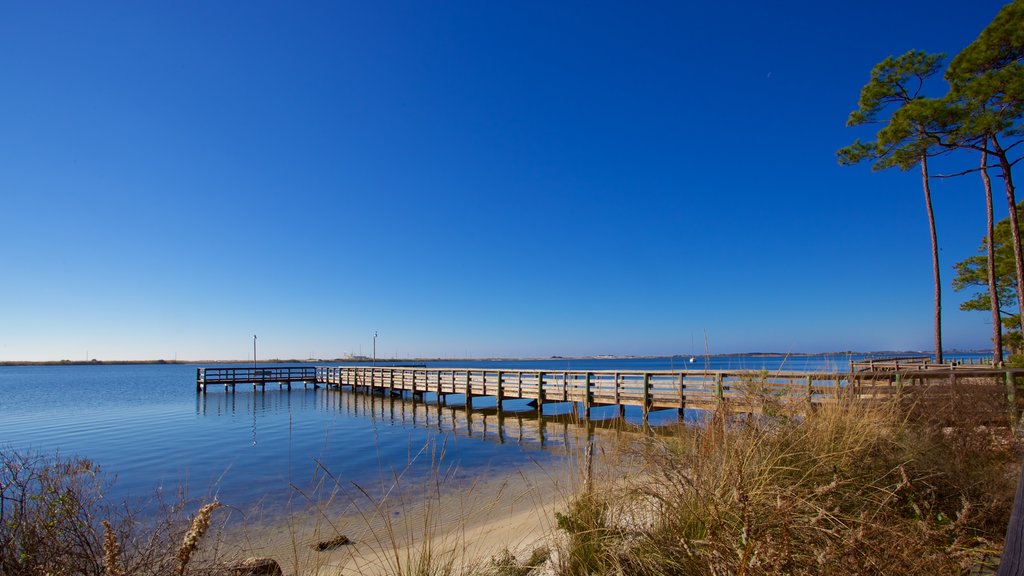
[176,502,222,576]
[102,520,123,576]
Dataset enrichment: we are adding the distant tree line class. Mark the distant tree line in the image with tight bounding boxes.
[838,0,1023,364]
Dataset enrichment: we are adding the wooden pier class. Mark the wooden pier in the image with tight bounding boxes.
[196,366,318,392]
[196,364,1024,424]
[850,355,995,371]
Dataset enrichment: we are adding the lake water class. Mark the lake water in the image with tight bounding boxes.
[0,354,986,518]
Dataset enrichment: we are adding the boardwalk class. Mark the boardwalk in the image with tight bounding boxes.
[197,364,1023,424]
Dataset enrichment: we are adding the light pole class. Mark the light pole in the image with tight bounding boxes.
[253,335,257,375]
[373,331,378,365]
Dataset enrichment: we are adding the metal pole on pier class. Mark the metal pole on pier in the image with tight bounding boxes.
[373,331,378,366]
[253,335,257,378]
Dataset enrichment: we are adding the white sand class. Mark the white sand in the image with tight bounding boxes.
[220,458,581,575]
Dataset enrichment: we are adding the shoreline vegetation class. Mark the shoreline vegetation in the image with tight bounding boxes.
[2,376,1019,575]
[0,350,994,367]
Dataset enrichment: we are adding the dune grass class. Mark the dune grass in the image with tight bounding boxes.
[551,394,1019,576]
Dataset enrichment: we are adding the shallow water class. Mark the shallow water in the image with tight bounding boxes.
[0,364,570,515]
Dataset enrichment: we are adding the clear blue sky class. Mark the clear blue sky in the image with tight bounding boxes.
[0,1,1014,361]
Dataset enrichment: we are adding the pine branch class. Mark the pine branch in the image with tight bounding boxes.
[933,165,999,179]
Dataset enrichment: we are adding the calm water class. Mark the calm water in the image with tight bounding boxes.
[0,354,987,516]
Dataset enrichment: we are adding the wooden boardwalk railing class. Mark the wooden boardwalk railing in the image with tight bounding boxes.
[850,355,995,371]
[196,366,318,391]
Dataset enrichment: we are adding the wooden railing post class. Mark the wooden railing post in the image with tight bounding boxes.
[584,372,592,418]
[678,372,686,415]
[715,373,724,406]
[537,371,545,414]
[805,375,813,411]
[642,373,651,425]
[1007,371,1018,425]
[614,372,621,406]
[496,371,504,412]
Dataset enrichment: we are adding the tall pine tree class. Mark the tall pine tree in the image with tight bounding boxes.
[839,51,947,363]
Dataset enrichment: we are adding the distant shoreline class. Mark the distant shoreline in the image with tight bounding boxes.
[0,350,992,367]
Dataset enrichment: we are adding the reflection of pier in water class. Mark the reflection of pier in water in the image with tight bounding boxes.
[195,385,654,452]
[320,386,640,451]
[196,386,322,418]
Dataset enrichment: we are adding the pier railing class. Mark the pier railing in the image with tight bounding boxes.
[850,355,995,371]
[196,366,318,391]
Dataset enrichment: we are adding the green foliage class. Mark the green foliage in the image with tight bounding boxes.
[838,50,947,171]
[954,202,1024,351]
[946,0,1024,142]
[1006,353,1024,368]
[554,494,615,576]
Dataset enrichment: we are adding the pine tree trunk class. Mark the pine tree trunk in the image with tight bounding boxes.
[993,136,1024,340]
[922,155,942,364]
[981,145,1003,365]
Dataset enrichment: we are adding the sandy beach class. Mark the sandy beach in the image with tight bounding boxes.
[221,456,581,575]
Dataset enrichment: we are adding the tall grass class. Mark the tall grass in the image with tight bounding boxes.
[552,396,1019,575]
